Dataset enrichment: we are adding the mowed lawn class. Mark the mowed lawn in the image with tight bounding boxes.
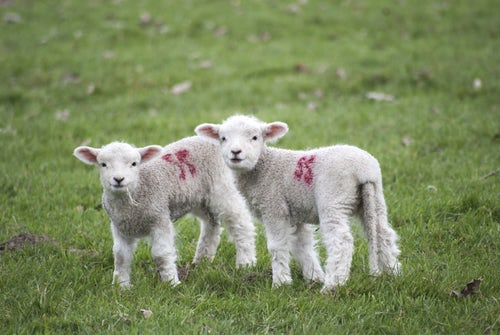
[1,0,498,334]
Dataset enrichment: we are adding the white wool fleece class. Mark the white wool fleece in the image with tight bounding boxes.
[196,115,401,292]
[74,137,256,288]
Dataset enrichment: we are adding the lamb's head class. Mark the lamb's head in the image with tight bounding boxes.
[74,142,163,193]
[195,115,288,171]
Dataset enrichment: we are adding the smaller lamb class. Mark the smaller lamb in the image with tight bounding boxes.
[196,115,401,292]
[73,137,256,288]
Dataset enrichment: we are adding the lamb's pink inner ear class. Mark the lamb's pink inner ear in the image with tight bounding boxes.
[195,124,220,140]
[139,146,163,162]
[264,122,288,141]
[74,147,99,164]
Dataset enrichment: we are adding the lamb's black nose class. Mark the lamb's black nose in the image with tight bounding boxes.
[114,177,125,184]
[231,150,242,156]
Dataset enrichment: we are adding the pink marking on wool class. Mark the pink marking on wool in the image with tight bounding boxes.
[175,149,196,177]
[294,155,316,186]
[161,149,197,181]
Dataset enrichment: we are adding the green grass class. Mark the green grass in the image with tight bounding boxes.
[1,0,499,333]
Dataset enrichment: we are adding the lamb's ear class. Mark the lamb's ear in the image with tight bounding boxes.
[263,122,288,142]
[138,145,163,163]
[195,123,221,141]
[74,146,100,165]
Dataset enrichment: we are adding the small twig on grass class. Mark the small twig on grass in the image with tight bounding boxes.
[482,168,500,179]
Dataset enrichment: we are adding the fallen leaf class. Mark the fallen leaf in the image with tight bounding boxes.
[0,0,14,7]
[295,63,308,73]
[197,60,213,69]
[259,31,271,41]
[60,72,80,85]
[426,185,438,192]
[287,4,301,13]
[201,323,213,333]
[102,51,115,59]
[307,102,317,110]
[366,92,395,102]
[87,83,96,95]
[451,277,483,297]
[336,67,347,80]
[139,12,152,26]
[313,89,324,98]
[3,12,21,23]
[171,81,192,95]
[0,125,16,135]
[140,309,153,318]
[401,135,413,147]
[473,78,482,90]
[213,27,227,37]
[55,109,70,121]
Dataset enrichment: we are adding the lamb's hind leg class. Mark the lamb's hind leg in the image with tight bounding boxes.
[290,224,324,284]
[373,186,401,275]
[192,211,222,264]
[319,208,354,292]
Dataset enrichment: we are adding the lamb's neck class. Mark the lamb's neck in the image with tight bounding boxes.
[232,147,273,190]
[103,189,139,207]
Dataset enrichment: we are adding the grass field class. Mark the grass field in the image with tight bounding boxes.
[1,0,499,333]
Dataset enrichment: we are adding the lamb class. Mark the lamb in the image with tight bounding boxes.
[73,136,256,288]
[195,115,401,292]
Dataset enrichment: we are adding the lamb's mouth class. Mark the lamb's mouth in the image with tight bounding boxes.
[111,184,126,190]
[230,158,243,164]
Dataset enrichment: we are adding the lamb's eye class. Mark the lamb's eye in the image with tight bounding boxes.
[131,162,137,167]
[252,135,258,141]
[221,136,226,142]
[100,163,107,168]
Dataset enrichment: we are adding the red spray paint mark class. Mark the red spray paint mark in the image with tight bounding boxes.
[162,149,197,180]
[294,155,316,186]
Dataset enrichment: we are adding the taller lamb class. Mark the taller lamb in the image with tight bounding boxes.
[74,137,256,288]
[196,115,401,292]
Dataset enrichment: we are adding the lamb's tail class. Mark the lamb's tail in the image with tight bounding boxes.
[360,182,380,275]
[361,182,401,276]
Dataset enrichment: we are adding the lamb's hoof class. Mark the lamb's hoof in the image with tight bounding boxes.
[236,258,257,268]
[320,285,336,295]
[272,277,292,288]
[388,262,402,276]
[160,273,181,287]
[112,278,131,289]
[305,272,325,285]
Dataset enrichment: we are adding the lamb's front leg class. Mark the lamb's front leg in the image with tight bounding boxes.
[217,200,257,268]
[265,221,293,287]
[111,224,137,288]
[150,218,180,286]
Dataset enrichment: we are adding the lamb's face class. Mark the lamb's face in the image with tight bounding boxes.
[195,115,289,172]
[96,143,142,193]
[218,119,265,171]
[74,142,163,194]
